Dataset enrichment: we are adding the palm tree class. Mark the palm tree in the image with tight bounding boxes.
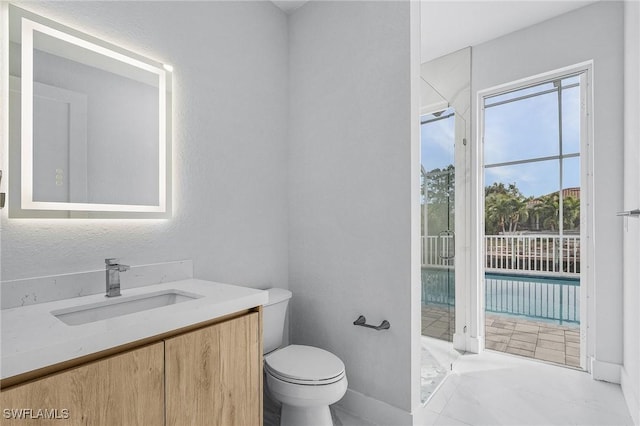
[563,196,580,230]
[508,199,529,233]
[539,193,559,232]
[485,192,510,234]
[485,183,529,234]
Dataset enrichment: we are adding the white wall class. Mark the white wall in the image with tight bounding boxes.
[472,1,624,379]
[622,1,640,423]
[288,0,415,420]
[1,1,289,291]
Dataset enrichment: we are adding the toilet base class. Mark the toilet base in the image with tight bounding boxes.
[280,404,333,426]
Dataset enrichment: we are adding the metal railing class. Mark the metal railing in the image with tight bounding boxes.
[421,234,581,324]
[421,235,454,267]
[485,235,580,276]
[421,234,580,276]
[421,267,454,306]
[485,273,580,324]
[421,268,580,324]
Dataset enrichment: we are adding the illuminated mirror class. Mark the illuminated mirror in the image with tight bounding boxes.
[7,5,172,218]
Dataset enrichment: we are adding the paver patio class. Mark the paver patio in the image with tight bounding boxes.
[421,304,581,368]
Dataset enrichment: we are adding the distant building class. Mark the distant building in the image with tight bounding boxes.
[561,187,580,199]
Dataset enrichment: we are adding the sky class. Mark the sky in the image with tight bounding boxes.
[421,76,581,199]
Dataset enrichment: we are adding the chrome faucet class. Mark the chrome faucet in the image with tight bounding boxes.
[105,258,130,297]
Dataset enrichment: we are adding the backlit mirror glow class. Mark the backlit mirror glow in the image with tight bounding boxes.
[8,5,172,218]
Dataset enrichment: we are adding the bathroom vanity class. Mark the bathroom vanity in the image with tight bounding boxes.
[2,4,265,423]
[0,280,267,425]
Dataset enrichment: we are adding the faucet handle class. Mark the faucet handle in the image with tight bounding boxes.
[105,258,120,266]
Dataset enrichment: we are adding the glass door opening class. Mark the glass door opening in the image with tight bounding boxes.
[421,107,456,342]
[482,74,583,368]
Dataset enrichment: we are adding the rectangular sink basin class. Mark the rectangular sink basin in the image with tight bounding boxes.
[52,290,203,326]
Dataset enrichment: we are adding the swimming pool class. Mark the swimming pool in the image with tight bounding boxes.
[422,268,580,325]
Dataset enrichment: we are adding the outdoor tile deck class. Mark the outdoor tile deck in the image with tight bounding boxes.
[421,304,581,368]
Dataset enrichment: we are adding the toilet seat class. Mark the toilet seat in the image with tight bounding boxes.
[265,345,345,385]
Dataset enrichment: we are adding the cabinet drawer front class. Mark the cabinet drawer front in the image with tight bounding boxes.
[1,342,164,426]
[165,312,262,426]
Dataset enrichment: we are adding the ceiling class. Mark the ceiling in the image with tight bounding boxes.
[270,0,598,62]
[421,1,597,62]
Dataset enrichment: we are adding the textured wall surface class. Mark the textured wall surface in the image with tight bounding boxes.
[288,0,414,413]
[622,1,640,423]
[1,1,289,290]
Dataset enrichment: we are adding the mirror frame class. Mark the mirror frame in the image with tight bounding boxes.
[7,4,172,219]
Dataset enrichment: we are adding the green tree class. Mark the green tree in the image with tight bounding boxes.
[485,184,580,235]
[422,165,454,236]
[537,193,559,232]
[563,196,580,231]
[526,192,580,233]
[485,183,529,234]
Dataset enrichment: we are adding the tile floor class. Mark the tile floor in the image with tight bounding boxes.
[421,304,455,341]
[327,337,632,426]
[421,338,633,426]
[485,313,580,367]
[421,337,460,403]
[264,389,377,426]
[422,304,581,368]
[421,344,449,403]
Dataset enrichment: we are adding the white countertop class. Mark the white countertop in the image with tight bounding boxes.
[1,279,268,380]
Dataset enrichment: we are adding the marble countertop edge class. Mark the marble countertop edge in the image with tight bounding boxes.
[1,279,268,380]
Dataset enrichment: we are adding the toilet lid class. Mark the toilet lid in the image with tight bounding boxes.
[265,345,345,384]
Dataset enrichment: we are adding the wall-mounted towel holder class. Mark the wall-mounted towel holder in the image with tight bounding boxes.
[617,209,640,217]
[353,315,390,331]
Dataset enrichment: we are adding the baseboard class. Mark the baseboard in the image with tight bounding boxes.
[621,367,640,425]
[467,335,483,354]
[335,388,413,426]
[590,357,621,384]
[452,333,466,352]
[452,332,483,354]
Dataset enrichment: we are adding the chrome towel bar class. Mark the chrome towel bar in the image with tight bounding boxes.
[353,315,390,331]
[617,209,640,216]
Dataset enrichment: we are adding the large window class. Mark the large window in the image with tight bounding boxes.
[482,74,584,368]
[484,75,581,237]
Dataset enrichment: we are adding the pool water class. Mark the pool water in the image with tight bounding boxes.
[422,268,580,325]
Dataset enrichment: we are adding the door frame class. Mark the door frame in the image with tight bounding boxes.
[472,62,594,370]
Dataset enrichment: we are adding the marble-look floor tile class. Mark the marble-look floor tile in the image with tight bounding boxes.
[434,413,473,426]
[266,338,631,426]
[332,405,379,426]
[419,346,633,426]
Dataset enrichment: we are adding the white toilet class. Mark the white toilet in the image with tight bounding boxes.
[264,288,348,426]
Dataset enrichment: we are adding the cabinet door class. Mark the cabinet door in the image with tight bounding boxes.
[165,312,262,426]
[1,342,164,426]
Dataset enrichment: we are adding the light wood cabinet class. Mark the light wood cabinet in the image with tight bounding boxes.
[1,310,262,426]
[165,311,262,426]
[0,342,164,426]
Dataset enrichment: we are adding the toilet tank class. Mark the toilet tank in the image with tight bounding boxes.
[263,288,292,355]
